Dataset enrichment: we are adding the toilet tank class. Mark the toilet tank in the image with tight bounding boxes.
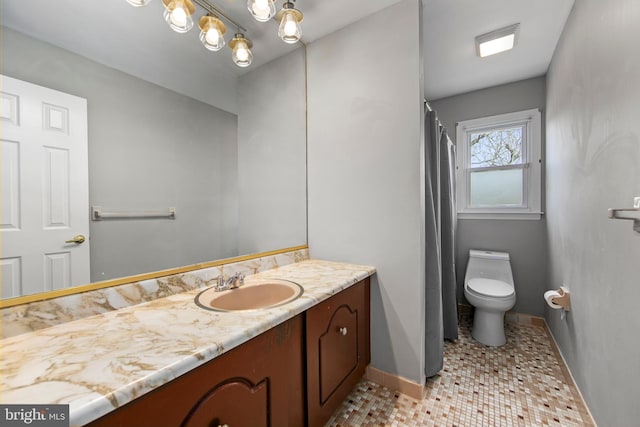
[465,250,514,285]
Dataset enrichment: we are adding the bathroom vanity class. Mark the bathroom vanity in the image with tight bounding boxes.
[0,260,375,427]
[87,278,370,427]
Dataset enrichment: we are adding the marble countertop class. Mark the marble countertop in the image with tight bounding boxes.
[0,259,375,426]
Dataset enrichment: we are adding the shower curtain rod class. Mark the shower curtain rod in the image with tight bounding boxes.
[424,100,454,146]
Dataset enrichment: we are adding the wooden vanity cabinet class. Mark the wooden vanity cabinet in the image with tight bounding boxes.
[305,278,371,427]
[87,278,371,427]
[87,315,304,427]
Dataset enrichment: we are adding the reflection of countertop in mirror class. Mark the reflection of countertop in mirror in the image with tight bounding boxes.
[0,260,375,426]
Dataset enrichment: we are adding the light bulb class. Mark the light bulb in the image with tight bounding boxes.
[163,0,194,33]
[206,29,220,45]
[230,34,253,67]
[199,15,226,51]
[171,7,187,27]
[200,27,225,51]
[236,46,249,61]
[283,14,297,36]
[278,11,301,43]
[233,41,252,66]
[247,0,275,22]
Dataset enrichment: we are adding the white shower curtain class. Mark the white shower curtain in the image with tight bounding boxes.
[425,108,458,378]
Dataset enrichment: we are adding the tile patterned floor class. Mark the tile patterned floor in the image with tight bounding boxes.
[327,315,594,426]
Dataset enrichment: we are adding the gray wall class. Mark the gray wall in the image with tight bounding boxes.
[430,77,548,316]
[308,0,426,384]
[1,27,239,281]
[237,48,307,254]
[545,0,640,424]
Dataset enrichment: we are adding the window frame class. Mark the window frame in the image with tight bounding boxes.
[456,109,542,220]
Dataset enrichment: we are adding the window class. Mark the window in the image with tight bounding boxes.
[456,109,542,219]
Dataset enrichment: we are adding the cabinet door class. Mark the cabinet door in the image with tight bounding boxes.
[87,315,304,427]
[182,378,268,427]
[319,304,358,404]
[306,278,370,427]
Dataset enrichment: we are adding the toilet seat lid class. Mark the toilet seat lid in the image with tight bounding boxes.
[468,278,514,297]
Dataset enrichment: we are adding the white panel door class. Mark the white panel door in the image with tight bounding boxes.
[1,74,90,298]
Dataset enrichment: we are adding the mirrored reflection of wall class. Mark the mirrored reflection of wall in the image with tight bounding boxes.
[2,27,239,282]
[237,47,307,254]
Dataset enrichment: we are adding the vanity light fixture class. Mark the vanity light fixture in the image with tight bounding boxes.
[229,33,253,67]
[198,14,226,50]
[275,1,303,44]
[125,0,274,67]
[247,0,276,22]
[162,0,196,33]
[475,23,520,58]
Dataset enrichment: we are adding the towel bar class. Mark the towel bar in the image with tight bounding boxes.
[92,206,176,220]
[607,197,640,233]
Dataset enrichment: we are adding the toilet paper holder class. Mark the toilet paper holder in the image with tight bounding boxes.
[550,287,571,311]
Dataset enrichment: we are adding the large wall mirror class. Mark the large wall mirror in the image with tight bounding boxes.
[0,0,307,302]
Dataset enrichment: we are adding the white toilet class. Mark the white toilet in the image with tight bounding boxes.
[464,250,516,346]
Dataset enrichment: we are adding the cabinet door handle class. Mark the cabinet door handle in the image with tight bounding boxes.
[218,424,229,427]
[338,327,348,336]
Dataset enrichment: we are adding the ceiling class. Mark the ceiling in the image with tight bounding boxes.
[423,0,575,100]
[1,0,575,104]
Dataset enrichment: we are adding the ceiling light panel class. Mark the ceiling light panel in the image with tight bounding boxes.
[475,23,520,58]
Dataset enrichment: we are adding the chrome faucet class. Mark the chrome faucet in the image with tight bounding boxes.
[215,272,245,292]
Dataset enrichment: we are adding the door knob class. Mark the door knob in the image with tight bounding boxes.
[338,327,348,336]
[65,234,86,244]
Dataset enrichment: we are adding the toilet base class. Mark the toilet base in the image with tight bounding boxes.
[472,309,507,347]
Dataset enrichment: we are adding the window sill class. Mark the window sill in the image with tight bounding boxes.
[457,212,544,220]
